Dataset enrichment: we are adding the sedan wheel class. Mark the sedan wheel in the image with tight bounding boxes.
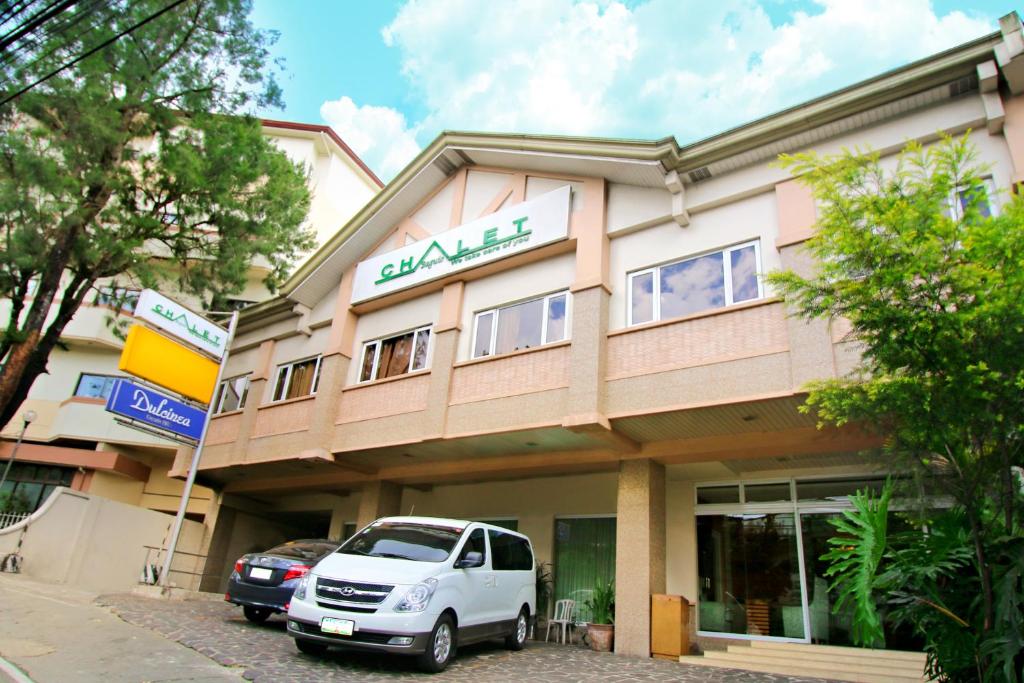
[243,606,272,623]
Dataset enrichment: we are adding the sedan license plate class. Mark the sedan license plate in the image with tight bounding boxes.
[320,617,354,636]
[249,567,272,580]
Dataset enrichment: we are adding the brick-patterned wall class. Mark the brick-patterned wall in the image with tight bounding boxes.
[337,373,430,424]
[449,345,570,405]
[205,412,242,445]
[607,302,789,380]
[252,396,314,438]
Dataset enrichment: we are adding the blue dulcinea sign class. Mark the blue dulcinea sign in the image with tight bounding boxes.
[105,379,206,442]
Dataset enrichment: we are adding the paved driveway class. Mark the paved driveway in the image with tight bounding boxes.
[99,594,828,683]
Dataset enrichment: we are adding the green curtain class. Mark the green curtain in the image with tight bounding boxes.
[553,517,616,622]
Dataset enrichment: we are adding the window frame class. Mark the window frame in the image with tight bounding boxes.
[471,290,572,359]
[213,374,250,414]
[358,325,432,383]
[73,372,122,400]
[627,240,763,327]
[271,355,322,402]
[949,175,999,219]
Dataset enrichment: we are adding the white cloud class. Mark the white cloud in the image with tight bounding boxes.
[323,0,996,180]
[319,96,422,181]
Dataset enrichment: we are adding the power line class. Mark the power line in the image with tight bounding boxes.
[0,0,189,108]
[0,0,78,53]
[0,0,118,74]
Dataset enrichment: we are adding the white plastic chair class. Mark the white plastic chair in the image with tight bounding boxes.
[545,599,576,644]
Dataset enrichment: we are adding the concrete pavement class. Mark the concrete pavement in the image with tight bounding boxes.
[0,573,241,682]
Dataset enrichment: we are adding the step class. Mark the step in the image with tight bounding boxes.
[704,650,926,680]
[679,655,925,683]
[748,640,926,665]
[723,645,926,674]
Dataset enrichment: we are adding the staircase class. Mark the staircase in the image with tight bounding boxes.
[679,640,931,682]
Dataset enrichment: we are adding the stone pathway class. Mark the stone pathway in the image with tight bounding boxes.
[99,593,832,682]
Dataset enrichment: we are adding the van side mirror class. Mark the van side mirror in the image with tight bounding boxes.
[454,551,484,569]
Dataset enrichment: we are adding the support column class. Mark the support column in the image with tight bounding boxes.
[356,481,403,528]
[614,459,665,658]
[230,339,275,463]
[421,282,463,439]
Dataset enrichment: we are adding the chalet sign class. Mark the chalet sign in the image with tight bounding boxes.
[135,289,228,359]
[105,379,206,442]
[352,185,571,304]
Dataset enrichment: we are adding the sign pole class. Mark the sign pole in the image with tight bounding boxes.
[159,310,239,591]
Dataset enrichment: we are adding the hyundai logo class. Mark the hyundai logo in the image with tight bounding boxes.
[340,587,355,596]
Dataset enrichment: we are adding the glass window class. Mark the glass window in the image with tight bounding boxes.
[214,375,249,413]
[74,373,120,400]
[628,241,762,326]
[951,177,996,219]
[553,517,616,623]
[696,513,804,638]
[796,477,887,503]
[458,528,487,564]
[0,462,74,512]
[95,286,140,313]
[338,521,465,563]
[629,271,655,325]
[489,530,533,570]
[359,326,431,382]
[744,482,792,504]
[472,291,570,358]
[696,485,740,505]
[272,356,322,401]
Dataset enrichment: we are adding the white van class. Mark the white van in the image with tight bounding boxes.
[286,516,536,672]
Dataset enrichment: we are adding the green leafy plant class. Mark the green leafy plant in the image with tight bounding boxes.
[0,489,32,514]
[535,561,553,619]
[585,579,615,625]
[769,133,1024,681]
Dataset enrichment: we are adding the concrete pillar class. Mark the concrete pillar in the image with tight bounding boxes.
[778,244,837,388]
[422,282,463,438]
[356,481,403,528]
[614,459,666,658]
[199,499,237,592]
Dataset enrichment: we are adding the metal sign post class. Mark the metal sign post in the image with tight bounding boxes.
[159,310,238,590]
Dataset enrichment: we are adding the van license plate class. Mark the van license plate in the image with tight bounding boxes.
[320,617,354,636]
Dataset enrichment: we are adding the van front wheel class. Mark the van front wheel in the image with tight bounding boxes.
[505,608,528,650]
[417,614,455,673]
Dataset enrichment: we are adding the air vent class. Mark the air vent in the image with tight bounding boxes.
[688,166,712,183]
[949,73,979,98]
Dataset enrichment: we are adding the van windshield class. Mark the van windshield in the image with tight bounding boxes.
[337,522,464,562]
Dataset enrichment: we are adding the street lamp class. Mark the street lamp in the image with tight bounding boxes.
[0,410,37,505]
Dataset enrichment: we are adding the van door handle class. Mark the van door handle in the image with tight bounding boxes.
[485,575,496,588]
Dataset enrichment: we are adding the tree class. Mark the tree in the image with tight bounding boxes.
[768,134,1024,680]
[0,0,314,427]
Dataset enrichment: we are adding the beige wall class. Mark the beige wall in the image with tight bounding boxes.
[346,291,442,384]
[0,487,205,593]
[400,472,617,567]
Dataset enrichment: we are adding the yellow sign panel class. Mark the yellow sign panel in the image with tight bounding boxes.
[119,325,218,404]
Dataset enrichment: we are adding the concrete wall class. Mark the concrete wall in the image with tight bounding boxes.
[0,487,205,593]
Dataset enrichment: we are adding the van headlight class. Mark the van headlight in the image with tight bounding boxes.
[294,573,312,601]
[394,578,437,612]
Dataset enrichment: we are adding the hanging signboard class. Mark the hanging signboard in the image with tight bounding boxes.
[119,325,219,404]
[134,289,228,359]
[352,185,571,304]
[105,379,206,442]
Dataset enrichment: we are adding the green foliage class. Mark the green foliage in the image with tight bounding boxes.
[822,481,891,647]
[0,0,314,425]
[585,579,615,625]
[535,561,553,618]
[768,134,1024,680]
[0,489,32,514]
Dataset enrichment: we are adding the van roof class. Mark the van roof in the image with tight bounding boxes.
[375,516,529,539]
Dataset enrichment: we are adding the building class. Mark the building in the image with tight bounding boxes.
[0,119,381,524]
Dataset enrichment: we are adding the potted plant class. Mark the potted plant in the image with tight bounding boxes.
[584,579,615,652]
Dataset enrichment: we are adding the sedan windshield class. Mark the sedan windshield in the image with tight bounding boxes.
[337,523,464,562]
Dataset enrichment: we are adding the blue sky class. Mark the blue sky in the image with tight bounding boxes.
[251,1,1014,180]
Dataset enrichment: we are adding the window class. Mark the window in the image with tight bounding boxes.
[949,176,997,219]
[272,356,322,401]
[0,463,74,513]
[458,528,487,565]
[95,286,140,313]
[359,326,431,382]
[488,529,533,570]
[74,373,120,400]
[472,291,569,358]
[213,375,249,413]
[628,241,762,326]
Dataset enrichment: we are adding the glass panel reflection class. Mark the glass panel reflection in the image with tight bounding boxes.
[697,513,803,638]
[660,252,725,319]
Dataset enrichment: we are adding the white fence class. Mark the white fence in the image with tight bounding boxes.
[0,511,30,529]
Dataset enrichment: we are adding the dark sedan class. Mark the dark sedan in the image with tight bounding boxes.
[226,539,339,623]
